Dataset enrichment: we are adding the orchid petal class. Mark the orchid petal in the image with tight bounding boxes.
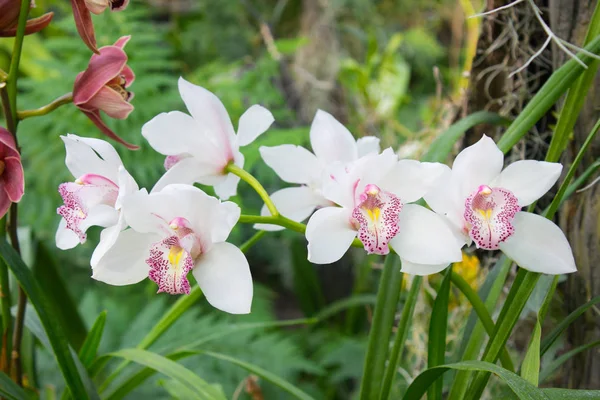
[236,105,275,147]
[254,186,327,231]
[90,215,127,268]
[0,127,18,153]
[452,135,504,199]
[423,168,466,233]
[193,242,253,314]
[151,157,223,193]
[213,173,240,201]
[92,229,157,285]
[380,160,450,203]
[0,186,10,220]
[259,145,321,185]
[55,218,80,250]
[74,46,127,105]
[310,110,357,164]
[0,12,54,37]
[492,160,562,207]
[389,204,463,265]
[356,136,381,157]
[85,86,134,120]
[142,111,222,164]
[67,134,123,167]
[400,258,450,276]
[81,110,139,150]
[3,156,24,202]
[306,207,356,264]
[499,212,576,274]
[70,0,97,53]
[178,77,236,159]
[61,135,120,182]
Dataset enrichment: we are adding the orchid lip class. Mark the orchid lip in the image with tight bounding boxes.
[351,183,402,255]
[464,185,520,250]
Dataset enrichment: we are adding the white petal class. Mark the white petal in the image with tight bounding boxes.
[254,186,326,231]
[116,166,139,209]
[492,161,562,207]
[306,207,356,264]
[90,215,127,268]
[400,258,449,276]
[193,242,253,314]
[82,204,119,230]
[380,160,450,203]
[423,168,467,232]
[142,111,223,165]
[209,200,241,244]
[452,135,504,199]
[55,218,80,250]
[499,212,576,274]
[389,204,463,265]
[259,145,321,185]
[92,229,158,285]
[236,105,275,147]
[178,77,236,156]
[61,135,119,182]
[214,173,240,200]
[310,110,357,164]
[66,134,122,168]
[356,136,381,157]
[151,157,222,193]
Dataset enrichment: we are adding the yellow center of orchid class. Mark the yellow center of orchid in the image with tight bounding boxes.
[168,246,185,268]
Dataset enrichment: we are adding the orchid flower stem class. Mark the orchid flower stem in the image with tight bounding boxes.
[380,275,422,399]
[17,93,74,120]
[6,0,31,127]
[224,163,279,217]
[0,215,11,376]
[238,214,365,248]
[358,255,403,400]
[239,230,266,253]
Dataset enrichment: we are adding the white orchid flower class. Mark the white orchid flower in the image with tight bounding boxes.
[142,77,274,200]
[92,184,253,314]
[424,135,576,274]
[306,148,464,275]
[55,134,138,267]
[257,110,380,230]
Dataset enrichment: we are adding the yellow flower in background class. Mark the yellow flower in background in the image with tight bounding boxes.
[453,252,481,289]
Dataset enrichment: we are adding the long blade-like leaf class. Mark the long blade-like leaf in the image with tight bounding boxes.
[403,361,549,400]
[540,339,600,383]
[0,239,89,399]
[78,311,107,369]
[427,268,452,400]
[109,348,226,400]
[0,371,29,400]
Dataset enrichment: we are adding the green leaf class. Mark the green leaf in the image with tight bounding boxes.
[540,295,600,356]
[496,35,600,153]
[545,0,600,163]
[18,305,99,400]
[542,389,600,399]
[358,256,403,400]
[520,320,542,386]
[290,238,326,316]
[540,339,600,383]
[0,371,30,400]
[380,276,423,399]
[196,350,315,400]
[403,361,550,400]
[78,311,107,369]
[427,268,452,400]
[108,348,226,400]
[314,294,377,322]
[102,318,316,400]
[32,240,87,350]
[0,239,89,399]
[421,111,510,162]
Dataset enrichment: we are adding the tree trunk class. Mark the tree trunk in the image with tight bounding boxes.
[549,0,600,389]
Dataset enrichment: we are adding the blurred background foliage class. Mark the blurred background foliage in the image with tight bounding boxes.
[0,0,574,398]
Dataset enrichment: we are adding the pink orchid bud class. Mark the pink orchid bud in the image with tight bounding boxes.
[71,0,129,53]
[0,0,53,38]
[0,127,24,219]
[73,36,139,150]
